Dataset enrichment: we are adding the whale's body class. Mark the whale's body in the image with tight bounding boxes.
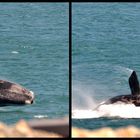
[103,71,140,106]
[104,94,140,106]
[0,80,34,106]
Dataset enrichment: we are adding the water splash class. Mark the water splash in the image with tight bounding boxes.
[34,115,48,119]
[72,66,138,119]
[72,82,99,110]
[114,65,133,77]
[11,51,19,54]
[72,102,140,119]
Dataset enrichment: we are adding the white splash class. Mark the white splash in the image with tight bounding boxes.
[34,115,48,119]
[11,51,19,54]
[72,102,140,119]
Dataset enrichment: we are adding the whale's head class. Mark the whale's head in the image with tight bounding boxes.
[9,84,35,105]
[0,80,35,105]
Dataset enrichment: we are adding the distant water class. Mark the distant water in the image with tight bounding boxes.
[0,3,68,124]
[72,3,140,130]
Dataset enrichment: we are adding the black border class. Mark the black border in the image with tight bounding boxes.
[0,0,69,2]
[71,1,140,2]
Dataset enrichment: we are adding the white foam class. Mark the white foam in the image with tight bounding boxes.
[11,51,19,54]
[34,115,48,119]
[72,102,140,119]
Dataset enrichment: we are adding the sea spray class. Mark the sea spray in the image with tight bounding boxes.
[114,65,133,77]
[72,81,99,110]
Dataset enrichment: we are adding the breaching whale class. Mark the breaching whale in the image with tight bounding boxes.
[102,71,140,106]
[0,80,34,106]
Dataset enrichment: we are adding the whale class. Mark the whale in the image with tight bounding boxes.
[0,80,34,106]
[100,71,140,106]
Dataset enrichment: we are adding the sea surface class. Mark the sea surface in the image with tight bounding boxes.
[0,3,69,124]
[72,3,140,130]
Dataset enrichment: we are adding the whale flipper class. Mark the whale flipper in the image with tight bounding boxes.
[129,71,140,95]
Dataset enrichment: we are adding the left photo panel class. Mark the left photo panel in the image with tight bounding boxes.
[0,3,69,138]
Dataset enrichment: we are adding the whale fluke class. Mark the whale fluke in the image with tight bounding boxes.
[129,71,140,95]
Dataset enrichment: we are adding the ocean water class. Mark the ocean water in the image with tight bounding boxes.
[0,3,69,124]
[72,3,140,130]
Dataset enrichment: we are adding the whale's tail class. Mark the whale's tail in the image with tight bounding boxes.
[129,71,140,95]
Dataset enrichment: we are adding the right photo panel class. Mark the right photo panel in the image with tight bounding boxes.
[72,3,140,137]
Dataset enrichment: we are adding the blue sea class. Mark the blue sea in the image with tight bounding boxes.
[72,3,140,130]
[0,3,68,124]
